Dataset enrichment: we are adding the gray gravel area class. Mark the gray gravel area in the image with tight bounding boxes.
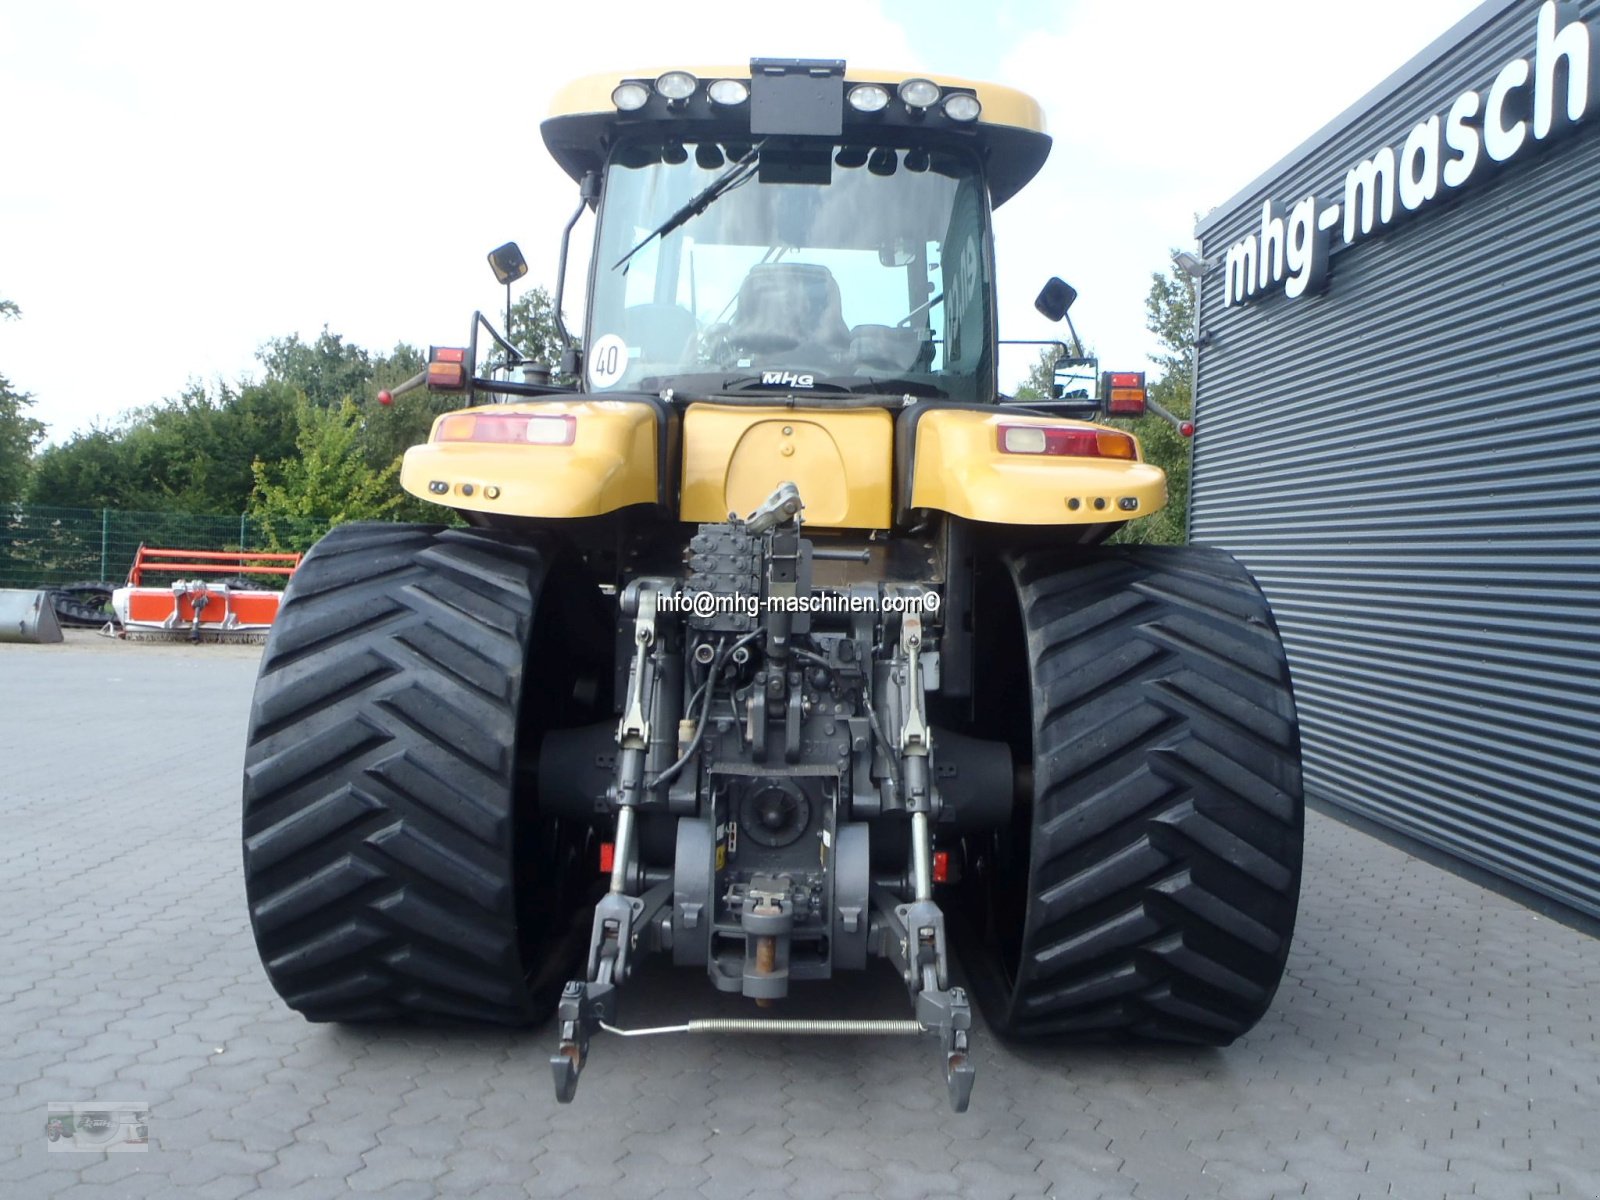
[1,631,1596,1199]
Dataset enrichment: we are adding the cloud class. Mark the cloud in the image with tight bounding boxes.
[990,0,1483,381]
[2,0,1482,439]
[2,0,922,438]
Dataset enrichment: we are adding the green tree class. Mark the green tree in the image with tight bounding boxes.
[249,396,403,551]
[1109,255,1196,546]
[26,426,148,510]
[26,329,431,516]
[1144,257,1196,381]
[509,285,570,372]
[1011,345,1066,402]
[258,327,374,408]
[359,343,431,472]
[135,379,301,512]
[21,306,553,530]
[483,286,572,382]
[0,298,45,504]
[26,379,301,514]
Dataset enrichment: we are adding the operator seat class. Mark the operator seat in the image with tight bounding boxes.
[728,263,851,357]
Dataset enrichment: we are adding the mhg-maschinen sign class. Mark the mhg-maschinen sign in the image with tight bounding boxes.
[1223,1,1596,308]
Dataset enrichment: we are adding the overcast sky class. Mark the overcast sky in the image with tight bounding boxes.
[1,0,1486,441]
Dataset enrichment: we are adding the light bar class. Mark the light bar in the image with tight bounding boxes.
[434,413,576,446]
[998,424,1137,460]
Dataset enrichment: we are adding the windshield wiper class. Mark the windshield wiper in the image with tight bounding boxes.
[613,142,765,272]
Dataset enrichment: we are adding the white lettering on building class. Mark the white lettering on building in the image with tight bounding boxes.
[1222,1,1593,308]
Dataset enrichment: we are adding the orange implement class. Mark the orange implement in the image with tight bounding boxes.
[126,545,302,587]
[113,544,303,640]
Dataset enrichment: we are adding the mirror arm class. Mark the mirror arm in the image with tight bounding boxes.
[1062,310,1086,362]
[472,311,522,363]
[1146,393,1195,437]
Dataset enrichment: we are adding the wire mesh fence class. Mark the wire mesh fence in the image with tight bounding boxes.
[0,506,330,590]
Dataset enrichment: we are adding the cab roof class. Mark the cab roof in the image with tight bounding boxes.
[540,63,1052,208]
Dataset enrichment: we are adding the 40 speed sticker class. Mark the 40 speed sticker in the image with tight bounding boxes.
[587,334,629,389]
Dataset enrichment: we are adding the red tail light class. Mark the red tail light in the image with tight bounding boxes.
[434,412,576,445]
[427,346,469,391]
[1103,370,1148,417]
[998,424,1137,460]
[427,363,466,390]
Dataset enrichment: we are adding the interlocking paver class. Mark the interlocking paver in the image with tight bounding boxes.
[4,632,1600,1200]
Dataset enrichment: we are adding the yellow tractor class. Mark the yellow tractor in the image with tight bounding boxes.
[242,61,1302,1112]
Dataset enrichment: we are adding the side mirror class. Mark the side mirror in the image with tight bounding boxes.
[1034,277,1077,322]
[878,239,915,268]
[487,242,529,285]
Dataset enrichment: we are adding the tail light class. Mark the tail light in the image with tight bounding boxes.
[434,412,576,445]
[998,424,1137,460]
[427,346,469,391]
[1102,370,1147,417]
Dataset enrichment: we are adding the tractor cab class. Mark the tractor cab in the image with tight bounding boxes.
[544,61,1050,404]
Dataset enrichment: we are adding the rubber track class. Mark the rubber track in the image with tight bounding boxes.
[49,584,113,628]
[242,523,552,1024]
[984,545,1303,1043]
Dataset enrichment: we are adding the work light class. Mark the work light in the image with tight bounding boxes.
[942,93,981,122]
[655,71,698,101]
[707,78,749,106]
[848,84,890,112]
[898,78,940,109]
[612,82,649,111]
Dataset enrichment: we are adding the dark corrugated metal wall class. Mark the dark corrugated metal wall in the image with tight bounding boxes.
[1191,0,1600,918]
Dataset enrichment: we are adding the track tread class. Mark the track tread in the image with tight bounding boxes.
[242,522,564,1025]
[979,544,1303,1044]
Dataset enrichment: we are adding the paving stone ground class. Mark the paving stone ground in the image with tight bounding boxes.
[1,632,1596,1199]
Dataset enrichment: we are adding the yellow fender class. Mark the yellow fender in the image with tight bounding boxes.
[906,408,1167,525]
[400,399,663,518]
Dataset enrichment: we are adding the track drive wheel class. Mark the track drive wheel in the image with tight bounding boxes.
[242,523,607,1024]
[963,545,1303,1043]
[49,583,113,627]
